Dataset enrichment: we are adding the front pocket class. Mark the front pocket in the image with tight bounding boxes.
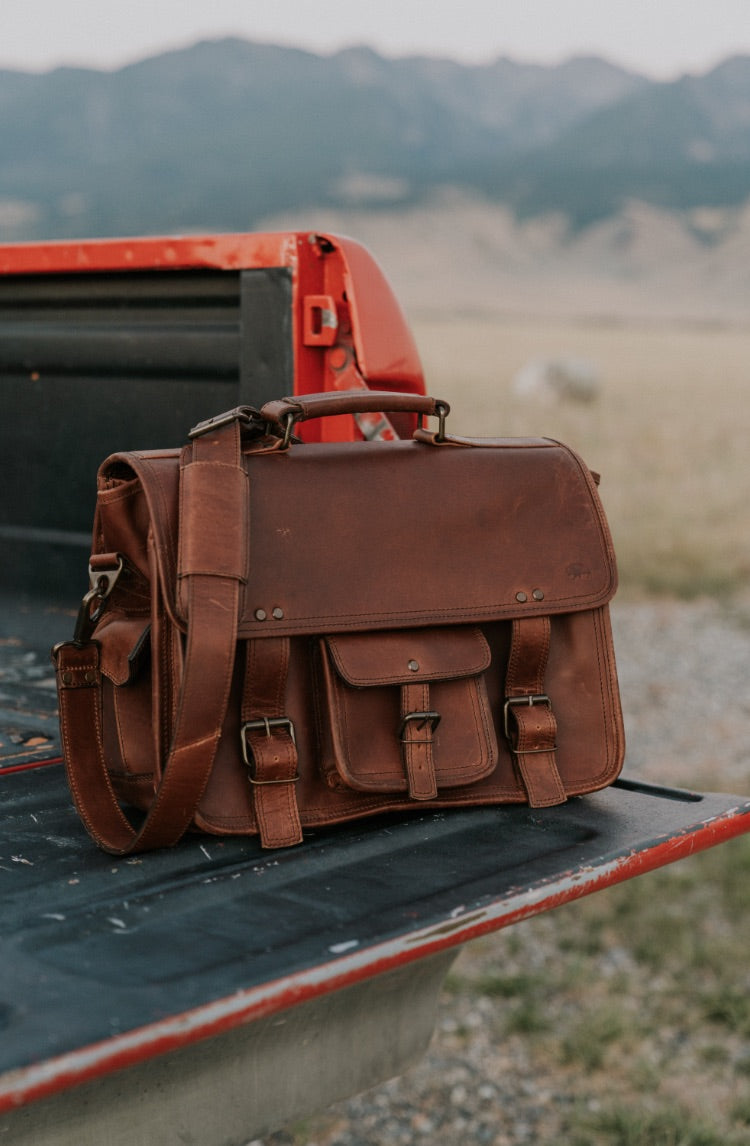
[317,627,498,800]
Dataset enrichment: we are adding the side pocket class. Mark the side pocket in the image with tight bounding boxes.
[98,615,156,808]
[317,626,498,800]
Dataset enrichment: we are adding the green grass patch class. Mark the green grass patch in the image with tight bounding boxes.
[502,994,553,1036]
[699,984,750,1036]
[470,971,546,999]
[560,1005,630,1071]
[568,1103,746,1146]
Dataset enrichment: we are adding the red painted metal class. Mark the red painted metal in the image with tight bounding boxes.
[0,231,296,275]
[2,796,748,1114]
[0,758,62,777]
[0,232,426,444]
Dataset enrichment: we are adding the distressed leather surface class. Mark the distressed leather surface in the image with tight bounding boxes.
[57,395,625,852]
[318,628,496,795]
[101,436,616,638]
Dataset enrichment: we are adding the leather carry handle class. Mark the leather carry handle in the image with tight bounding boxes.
[260,390,449,444]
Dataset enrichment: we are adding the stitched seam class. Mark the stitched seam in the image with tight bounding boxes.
[61,687,134,843]
[236,597,613,633]
[327,628,491,685]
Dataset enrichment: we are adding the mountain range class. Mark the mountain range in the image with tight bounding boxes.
[1,38,750,243]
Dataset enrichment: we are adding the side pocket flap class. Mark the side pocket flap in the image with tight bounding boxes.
[98,618,151,686]
[325,626,491,687]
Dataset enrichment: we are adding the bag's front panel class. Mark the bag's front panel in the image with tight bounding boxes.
[190,606,623,837]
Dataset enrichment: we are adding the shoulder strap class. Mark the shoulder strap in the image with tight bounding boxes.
[54,418,248,855]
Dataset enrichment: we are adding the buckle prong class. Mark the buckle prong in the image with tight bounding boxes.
[399,711,441,742]
[241,718,300,784]
[503,694,551,740]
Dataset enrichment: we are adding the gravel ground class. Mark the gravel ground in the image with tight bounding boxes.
[248,597,750,1146]
[611,597,750,792]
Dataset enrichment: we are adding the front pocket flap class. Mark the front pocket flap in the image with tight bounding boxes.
[325,626,491,687]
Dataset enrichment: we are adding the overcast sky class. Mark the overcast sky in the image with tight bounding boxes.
[2,0,750,78]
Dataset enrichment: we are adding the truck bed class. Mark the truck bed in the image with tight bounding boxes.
[2,233,749,1146]
[2,593,749,1145]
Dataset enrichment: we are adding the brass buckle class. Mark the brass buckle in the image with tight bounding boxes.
[503,694,551,741]
[399,711,441,743]
[241,718,300,784]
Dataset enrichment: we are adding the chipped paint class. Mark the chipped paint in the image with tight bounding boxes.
[328,940,360,955]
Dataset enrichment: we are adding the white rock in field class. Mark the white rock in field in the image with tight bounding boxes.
[512,357,599,402]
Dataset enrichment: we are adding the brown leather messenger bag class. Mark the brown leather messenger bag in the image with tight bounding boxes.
[53,390,625,854]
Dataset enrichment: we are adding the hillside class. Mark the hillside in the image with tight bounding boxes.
[261,191,750,323]
[3,37,750,244]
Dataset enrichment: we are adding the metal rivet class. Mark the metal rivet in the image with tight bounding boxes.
[408,660,419,672]
[255,609,267,621]
[84,670,97,684]
[61,671,73,685]
[272,607,284,620]
[516,592,528,603]
[532,588,545,601]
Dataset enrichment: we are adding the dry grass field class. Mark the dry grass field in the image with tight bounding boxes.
[410,313,750,600]
[272,312,750,1146]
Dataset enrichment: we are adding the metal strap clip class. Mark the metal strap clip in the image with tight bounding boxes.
[188,406,259,439]
[70,555,125,647]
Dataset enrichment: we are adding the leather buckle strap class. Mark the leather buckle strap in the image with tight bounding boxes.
[504,617,566,807]
[400,684,439,800]
[241,639,303,848]
[241,719,300,784]
[503,694,553,746]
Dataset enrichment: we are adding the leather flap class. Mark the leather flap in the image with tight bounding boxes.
[326,627,490,687]
[99,436,617,637]
[97,617,151,686]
